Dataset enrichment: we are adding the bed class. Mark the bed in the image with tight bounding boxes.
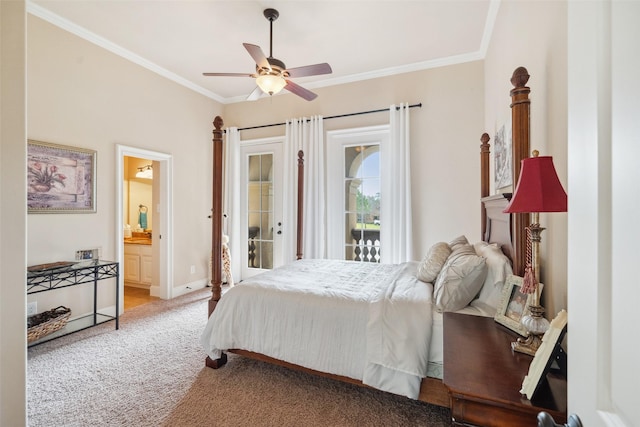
[202,66,533,408]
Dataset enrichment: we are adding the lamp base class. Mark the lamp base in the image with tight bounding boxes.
[511,333,543,356]
[512,305,550,356]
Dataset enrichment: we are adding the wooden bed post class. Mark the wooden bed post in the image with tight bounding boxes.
[206,115,228,369]
[209,115,224,316]
[480,132,491,240]
[296,150,304,260]
[510,67,531,277]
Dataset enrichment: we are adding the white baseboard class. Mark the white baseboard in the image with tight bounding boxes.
[68,280,210,320]
[168,278,210,298]
[124,282,151,290]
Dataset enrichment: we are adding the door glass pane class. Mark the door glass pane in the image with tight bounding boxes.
[248,190,260,211]
[361,150,379,177]
[343,144,380,262]
[261,155,273,181]
[345,212,359,245]
[361,178,380,202]
[344,146,360,178]
[261,212,272,240]
[260,242,273,269]
[247,153,274,270]
[344,179,359,211]
[248,212,260,232]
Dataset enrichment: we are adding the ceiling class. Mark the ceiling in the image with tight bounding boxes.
[28,0,498,104]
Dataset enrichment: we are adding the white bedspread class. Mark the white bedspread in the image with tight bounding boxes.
[200,259,434,399]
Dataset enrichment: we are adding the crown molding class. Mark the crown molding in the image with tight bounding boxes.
[27,0,500,105]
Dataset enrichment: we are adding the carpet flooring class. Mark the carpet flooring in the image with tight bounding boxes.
[27,287,451,426]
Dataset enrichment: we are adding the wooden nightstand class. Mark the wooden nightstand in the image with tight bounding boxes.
[443,312,567,427]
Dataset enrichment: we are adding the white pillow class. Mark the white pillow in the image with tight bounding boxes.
[417,242,452,283]
[433,244,487,312]
[448,235,469,252]
[472,241,514,310]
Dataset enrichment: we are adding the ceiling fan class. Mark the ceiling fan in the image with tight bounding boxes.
[203,8,332,101]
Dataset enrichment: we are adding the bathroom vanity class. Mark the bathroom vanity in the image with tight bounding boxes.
[124,233,152,288]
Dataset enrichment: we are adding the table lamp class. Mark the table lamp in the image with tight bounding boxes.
[503,150,567,355]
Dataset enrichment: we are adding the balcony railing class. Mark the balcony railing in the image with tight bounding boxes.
[350,229,381,263]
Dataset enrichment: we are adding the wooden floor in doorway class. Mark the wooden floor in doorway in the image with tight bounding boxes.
[124,286,159,310]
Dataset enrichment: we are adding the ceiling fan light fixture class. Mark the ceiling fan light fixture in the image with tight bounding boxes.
[256,74,286,96]
[202,8,330,101]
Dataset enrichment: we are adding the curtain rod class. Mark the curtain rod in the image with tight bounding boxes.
[232,102,422,132]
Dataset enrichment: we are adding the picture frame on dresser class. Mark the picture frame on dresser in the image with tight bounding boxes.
[494,274,542,336]
[27,140,97,213]
[520,310,568,400]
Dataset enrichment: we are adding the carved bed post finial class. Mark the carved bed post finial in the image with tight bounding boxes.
[510,66,530,88]
[210,115,224,315]
[296,150,304,260]
[510,67,531,277]
[480,133,491,240]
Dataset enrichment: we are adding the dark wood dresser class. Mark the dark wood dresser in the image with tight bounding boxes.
[443,312,567,426]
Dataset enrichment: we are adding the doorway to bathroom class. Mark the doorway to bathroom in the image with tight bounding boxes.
[122,155,157,309]
[116,145,173,313]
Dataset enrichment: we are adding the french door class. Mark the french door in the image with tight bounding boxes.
[240,139,284,279]
[326,126,388,262]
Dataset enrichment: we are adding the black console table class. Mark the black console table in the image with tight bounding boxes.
[27,260,119,346]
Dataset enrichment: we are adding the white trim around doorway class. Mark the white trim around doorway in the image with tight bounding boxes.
[115,145,173,312]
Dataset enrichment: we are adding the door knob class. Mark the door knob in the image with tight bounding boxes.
[538,412,583,427]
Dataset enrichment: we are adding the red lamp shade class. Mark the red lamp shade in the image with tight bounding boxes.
[504,154,567,213]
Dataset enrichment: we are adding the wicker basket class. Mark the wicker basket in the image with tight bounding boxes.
[27,306,71,343]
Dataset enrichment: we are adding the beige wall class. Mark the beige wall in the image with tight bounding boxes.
[484,0,568,318]
[27,15,222,314]
[1,1,28,425]
[224,61,485,260]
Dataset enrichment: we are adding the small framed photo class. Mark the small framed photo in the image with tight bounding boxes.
[27,140,96,213]
[494,275,542,336]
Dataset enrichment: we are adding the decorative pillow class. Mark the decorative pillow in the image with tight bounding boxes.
[448,235,469,252]
[417,242,452,283]
[472,242,513,310]
[433,244,487,312]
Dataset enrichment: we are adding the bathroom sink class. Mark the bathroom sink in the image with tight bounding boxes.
[124,238,151,244]
[132,231,152,238]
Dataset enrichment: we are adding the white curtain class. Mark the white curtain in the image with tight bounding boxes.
[283,116,326,261]
[380,103,413,263]
[223,127,241,282]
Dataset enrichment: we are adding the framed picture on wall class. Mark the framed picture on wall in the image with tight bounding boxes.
[27,140,97,213]
[494,122,513,191]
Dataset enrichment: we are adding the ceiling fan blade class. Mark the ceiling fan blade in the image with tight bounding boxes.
[203,72,254,77]
[284,80,317,101]
[243,43,271,70]
[286,63,332,78]
[246,86,263,101]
